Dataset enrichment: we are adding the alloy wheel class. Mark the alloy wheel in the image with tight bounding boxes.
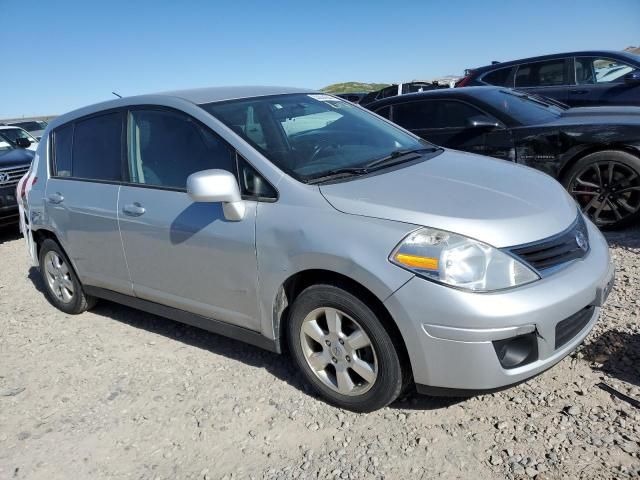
[299,307,378,396]
[43,251,75,304]
[569,161,640,226]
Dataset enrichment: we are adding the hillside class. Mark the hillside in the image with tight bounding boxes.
[320,82,390,94]
[624,46,640,55]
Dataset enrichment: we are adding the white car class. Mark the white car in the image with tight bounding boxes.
[7,120,48,140]
[0,126,38,151]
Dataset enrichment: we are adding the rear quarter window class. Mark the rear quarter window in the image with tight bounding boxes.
[481,67,513,86]
[52,124,73,177]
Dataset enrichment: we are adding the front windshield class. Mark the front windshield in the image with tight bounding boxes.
[0,127,37,144]
[201,93,430,181]
[10,121,46,131]
[481,89,563,124]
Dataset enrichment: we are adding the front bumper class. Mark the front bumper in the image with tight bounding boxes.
[384,220,614,392]
[0,185,19,225]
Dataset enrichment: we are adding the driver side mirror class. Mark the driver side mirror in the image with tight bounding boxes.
[187,169,246,221]
[466,115,501,130]
[624,71,640,85]
[15,137,32,148]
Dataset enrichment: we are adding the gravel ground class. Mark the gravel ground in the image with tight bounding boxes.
[0,225,639,480]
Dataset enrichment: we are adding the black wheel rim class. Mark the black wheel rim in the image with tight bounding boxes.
[569,161,640,226]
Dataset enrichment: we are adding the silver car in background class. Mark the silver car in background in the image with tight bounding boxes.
[20,86,614,412]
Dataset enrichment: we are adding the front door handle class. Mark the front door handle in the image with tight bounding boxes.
[570,89,589,95]
[122,202,146,217]
[47,192,64,204]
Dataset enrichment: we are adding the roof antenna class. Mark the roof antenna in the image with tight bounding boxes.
[112,91,122,98]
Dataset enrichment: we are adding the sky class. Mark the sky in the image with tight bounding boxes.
[1,0,639,118]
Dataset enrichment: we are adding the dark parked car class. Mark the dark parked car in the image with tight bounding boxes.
[359,82,449,106]
[0,139,34,226]
[456,51,640,108]
[367,86,640,228]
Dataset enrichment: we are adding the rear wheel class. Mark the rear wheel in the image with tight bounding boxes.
[563,150,640,229]
[38,238,97,314]
[287,284,407,412]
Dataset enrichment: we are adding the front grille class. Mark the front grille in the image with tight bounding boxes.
[555,305,595,349]
[509,214,589,273]
[0,165,30,188]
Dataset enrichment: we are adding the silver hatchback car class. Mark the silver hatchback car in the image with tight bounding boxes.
[20,86,615,412]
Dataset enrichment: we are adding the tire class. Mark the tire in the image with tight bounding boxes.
[38,238,97,314]
[287,284,408,412]
[562,150,640,229]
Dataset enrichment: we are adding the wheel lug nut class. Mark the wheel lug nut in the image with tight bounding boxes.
[346,355,351,362]
[332,357,337,363]
[325,340,331,346]
[339,339,344,345]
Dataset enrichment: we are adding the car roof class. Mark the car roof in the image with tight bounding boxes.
[47,85,318,132]
[366,86,499,109]
[471,50,639,73]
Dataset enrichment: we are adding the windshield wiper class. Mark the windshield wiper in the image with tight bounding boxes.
[364,147,441,169]
[306,147,441,184]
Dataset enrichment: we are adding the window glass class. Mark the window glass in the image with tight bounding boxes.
[238,158,276,199]
[128,109,235,189]
[393,101,439,129]
[438,101,484,127]
[72,113,122,181]
[482,67,512,86]
[380,86,398,98]
[515,59,567,87]
[202,94,430,182]
[53,124,73,177]
[575,57,636,84]
[374,106,391,119]
[0,127,37,144]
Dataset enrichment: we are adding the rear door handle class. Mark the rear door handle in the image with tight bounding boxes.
[122,202,146,217]
[570,89,589,95]
[47,192,64,204]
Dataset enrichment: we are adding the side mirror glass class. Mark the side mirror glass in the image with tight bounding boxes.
[466,115,501,130]
[624,71,640,85]
[15,137,32,148]
[187,169,246,221]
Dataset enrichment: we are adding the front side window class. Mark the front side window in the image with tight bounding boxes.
[393,100,483,130]
[575,57,637,84]
[515,59,567,87]
[201,94,430,182]
[72,113,123,181]
[127,109,235,189]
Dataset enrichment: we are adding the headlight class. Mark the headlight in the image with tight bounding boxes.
[390,228,539,292]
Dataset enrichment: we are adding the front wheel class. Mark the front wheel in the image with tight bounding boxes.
[563,150,640,229]
[287,284,407,412]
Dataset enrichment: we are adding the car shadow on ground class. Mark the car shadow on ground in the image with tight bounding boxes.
[27,266,462,411]
[581,330,640,388]
[603,225,640,250]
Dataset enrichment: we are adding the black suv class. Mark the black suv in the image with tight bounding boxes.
[0,138,34,226]
[457,50,640,107]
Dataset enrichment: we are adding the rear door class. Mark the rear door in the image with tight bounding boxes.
[389,99,514,160]
[570,56,640,107]
[514,58,571,104]
[117,107,261,330]
[45,112,133,295]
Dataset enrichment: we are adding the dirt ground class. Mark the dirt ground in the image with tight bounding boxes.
[1,225,639,480]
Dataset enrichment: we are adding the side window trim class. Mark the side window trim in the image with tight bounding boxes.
[49,108,127,184]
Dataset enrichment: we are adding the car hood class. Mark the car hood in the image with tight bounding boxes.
[319,150,577,248]
[548,106,640,126]
[0,148,34,168]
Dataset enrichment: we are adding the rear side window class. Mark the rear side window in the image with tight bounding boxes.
[127,109,235,189]
[72,113,123,181]
[53,124,73,177]
[515,59,567,87]
[481,67,512,86]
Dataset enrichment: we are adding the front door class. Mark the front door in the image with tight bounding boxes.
[117,108,260,330]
